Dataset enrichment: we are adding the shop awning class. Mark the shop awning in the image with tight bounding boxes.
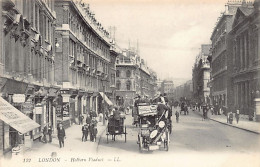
[0,97,40,134]
[99,92,113,106]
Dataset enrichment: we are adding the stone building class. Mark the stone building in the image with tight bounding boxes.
[210,0,253,109]
[0,0,57,155]
[54,0,117,124]
[174,80,193,102]
[115,48,157,106]
[192,44,211,104]
[228,0,260,120]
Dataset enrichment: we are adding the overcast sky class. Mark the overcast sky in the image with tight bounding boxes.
[82,0,227,80]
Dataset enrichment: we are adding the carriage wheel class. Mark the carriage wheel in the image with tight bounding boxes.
[124,126,127,142]
[165,131,169,151]
[106,126,109,143]
[138,135,142,153]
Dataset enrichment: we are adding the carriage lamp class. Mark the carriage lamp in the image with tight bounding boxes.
[159,121,165,128]
[150,130,158,138]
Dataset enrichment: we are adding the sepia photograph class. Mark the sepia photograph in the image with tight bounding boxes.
[0,0,260,166]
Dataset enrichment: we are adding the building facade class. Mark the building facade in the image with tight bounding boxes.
[210,0,252,109]
[54,0,116,124]
[174,80,193,102]
[228,0,260,120]
[192,44,211,104]
[115,48,157,107]
[1,0,57,155]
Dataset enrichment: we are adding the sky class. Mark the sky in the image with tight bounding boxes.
[81,0,227,80]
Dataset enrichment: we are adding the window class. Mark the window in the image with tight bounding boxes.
[126,70,131,78]
[116,81,121,90]
[126,80,131,90]
[116,70,120,77]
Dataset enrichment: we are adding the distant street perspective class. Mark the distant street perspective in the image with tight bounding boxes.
[0,0,260,167]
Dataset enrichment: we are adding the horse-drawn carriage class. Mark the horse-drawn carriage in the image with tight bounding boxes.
[137,103,170,152]
[106,114,127,143]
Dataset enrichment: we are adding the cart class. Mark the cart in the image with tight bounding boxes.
[137,103,170,152]
[106,115,127,143]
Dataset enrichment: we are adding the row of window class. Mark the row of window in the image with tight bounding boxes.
[116,80,132,91]
[116,70,131,78]
[212,52,227,75]
[233,31,258,70]
[69,39,109,75]
[68,11,109,59]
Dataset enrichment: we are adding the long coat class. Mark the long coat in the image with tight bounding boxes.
[57,127,66,138]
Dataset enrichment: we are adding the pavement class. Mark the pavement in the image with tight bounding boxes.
[3,119,107,160]
[193,108,260,134]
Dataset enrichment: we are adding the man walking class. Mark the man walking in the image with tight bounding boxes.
[175,110,180,123]
[235,109,240,124]
[48,125,53,143]
[57,123,66,148]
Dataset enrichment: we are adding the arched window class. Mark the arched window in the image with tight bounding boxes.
[116,81,121,90]
[116,70,120,77]
[126,80,131,90]
[126,70,131,78]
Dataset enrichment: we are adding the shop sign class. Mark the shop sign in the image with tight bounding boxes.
[56,105,62,117]
[35,106,42,114]
[0,97,40,134]
[12,94,26,103]
[22,102,34,114]
[63,96,70,103]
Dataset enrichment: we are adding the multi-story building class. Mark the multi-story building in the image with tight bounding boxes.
[115,48,157,106]
[210,0,251,109]
[192,44,211,104]
[228,0,259,120]
[54,1,117,124]
[174,80,193,102]
[1,0,57,155]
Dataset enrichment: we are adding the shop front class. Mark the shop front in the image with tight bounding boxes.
[0,97,40,154]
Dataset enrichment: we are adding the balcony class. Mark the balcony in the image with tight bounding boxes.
[116,59,136,66]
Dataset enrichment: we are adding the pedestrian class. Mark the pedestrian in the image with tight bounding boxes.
[79,114,84,125]
[57,123,66,148]
[227,112,230,123]
[229,112,233,124]
[210,106,214,115]
[175,110,180,123]
[48,125,53,143]
[82,124,89,142]
[42,126,48,143]
[90,117,98,142]
[86,113,91,125]
[235,109,240,124]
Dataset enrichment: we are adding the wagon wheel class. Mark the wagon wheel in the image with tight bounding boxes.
[165,130,169,151]
[138,135,143,153]
[106,126,109,144]
[124,126,127,143]
[169,121,172,134]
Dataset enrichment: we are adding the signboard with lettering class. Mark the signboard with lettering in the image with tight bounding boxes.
[22,102,34,114]
[12,94,26,103]
[0,97,40,134]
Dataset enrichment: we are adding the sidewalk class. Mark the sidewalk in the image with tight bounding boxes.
[195,109,260,134]
[4,120,107,159]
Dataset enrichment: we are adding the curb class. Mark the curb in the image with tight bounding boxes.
[192,110,260,135]
[208,118,260,135]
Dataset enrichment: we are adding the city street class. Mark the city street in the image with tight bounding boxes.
[98,108,260,155]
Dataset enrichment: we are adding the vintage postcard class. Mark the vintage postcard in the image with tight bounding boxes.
[0,0,260,167]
